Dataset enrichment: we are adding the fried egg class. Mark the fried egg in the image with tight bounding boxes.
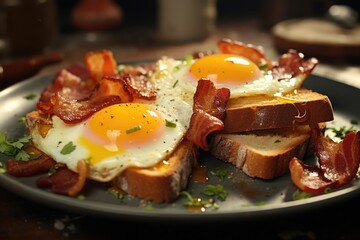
[30,51,303,183]
[154,53,306,98]
[30,73,192,182]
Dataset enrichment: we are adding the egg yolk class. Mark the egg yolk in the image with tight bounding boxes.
[79,103,166,164]
[189,53,261,85]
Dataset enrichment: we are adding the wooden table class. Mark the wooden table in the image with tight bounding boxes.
[1,18,360,239]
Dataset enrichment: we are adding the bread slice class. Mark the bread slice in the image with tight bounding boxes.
[209,125,318,179]
[222,88,333,133]
[111,139,198,203]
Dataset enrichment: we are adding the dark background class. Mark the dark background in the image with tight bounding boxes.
[55,0,360,33]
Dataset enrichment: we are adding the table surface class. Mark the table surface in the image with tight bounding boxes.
[1,18,360,239]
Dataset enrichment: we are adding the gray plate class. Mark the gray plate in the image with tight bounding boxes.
[0,72,359,221]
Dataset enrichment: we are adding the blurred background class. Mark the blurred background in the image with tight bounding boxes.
[0,0,359,68]
[55,0,359,32]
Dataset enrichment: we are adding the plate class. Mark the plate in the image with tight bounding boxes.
[0,72,360,222]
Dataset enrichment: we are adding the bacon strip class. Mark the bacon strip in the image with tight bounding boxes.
[84,49,117,82]
[36,167,79,195]
[218,38,273,69]
[289,124,360,194]
[36,160,87,197]
[50,91,121,124]
[6,155,56,177]
[68,160,88,197]
[272,49,319,82]
[36,51,156,124]
[187,79,230,151]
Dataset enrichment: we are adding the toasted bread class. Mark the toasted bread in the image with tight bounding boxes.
[209,125,318,179]
[222,88,333,133]
[112,138,198,203]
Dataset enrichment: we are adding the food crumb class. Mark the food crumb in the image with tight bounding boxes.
[54,219,65,231]
[53,215,81,236]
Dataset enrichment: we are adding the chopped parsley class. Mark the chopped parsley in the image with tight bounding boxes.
[327,125,357,139]
[108,188,125,200]
[292,189,312,200]
[210,167,229,180]
[143,204,155,210]
[0,132,30,160]
[77,194,86,201]
[116,64,125,74]
[126,125,141,134]
[326,119,359,139]
[23,93,37,100]
[258,61,268,70]
[48,166,57,175]
[172,79,179,88]
[202,184,228,201]
[18,117,26,124]
[60,141,76,155]
[185,55,194,65]
[181,191,219,210]
[255,201,266,206]
[165,119,176,128]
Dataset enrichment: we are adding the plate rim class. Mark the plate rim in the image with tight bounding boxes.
[1,70,360,221]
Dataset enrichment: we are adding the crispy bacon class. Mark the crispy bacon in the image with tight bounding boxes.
[51,92,121,124]
[218,38,273,69]
[6,154,56,177]
[36,54,156,124]
[289,124,360,194]
[68,160,88,197]
[271,49,319,82]
[187,79,230,151]
[36,160,88,197]
[84,49,117,82]
[217,38,318,86]
[39,69,92,106]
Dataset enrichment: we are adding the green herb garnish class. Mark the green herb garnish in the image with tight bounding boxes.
[210,167,229,180]
[292,189,312,200]
[0,132,30,160]
[18,117,26,124]
[202,184,228,201]
[172,79,179,88]
[165,119,176,128]
[255,201,266,206]
[117,64,125,74]
[48,166,57,175]
[77,195,86,201]
[23,93,37,100]
[143,204,155,210]
[258,61,268,70]
[185,55,193,65]
[327,125,356,139]
[60,141,76,155]
[181,191,219,210]
[126,125,141,134]
[108,188,125,200]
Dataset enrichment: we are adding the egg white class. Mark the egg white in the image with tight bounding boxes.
[153,56,306,99]
[30,64,193,182]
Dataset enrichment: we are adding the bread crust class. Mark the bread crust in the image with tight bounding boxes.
[209,126,314,179]
[112,139,198,203]
[222,88,333,133]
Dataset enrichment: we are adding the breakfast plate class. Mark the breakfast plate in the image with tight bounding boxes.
[0,71,359,221]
